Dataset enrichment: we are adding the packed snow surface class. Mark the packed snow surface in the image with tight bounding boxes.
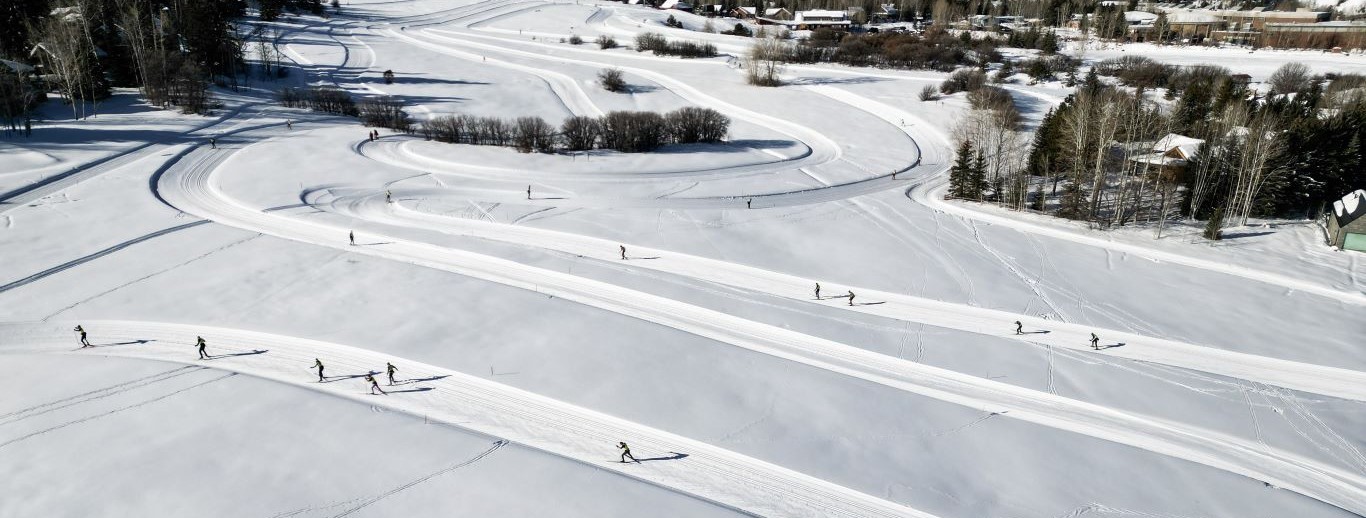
[2,1,1363,517]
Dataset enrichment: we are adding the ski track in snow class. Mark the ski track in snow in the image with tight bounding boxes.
[7,2,1365,517]
[140,122,1366,516]
[0,322,923,518]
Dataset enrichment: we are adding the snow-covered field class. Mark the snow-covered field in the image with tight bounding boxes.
[2,1,1363,517]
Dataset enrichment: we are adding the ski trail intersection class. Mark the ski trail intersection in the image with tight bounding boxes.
[145,132,1366,516]
[5,1,1364,516]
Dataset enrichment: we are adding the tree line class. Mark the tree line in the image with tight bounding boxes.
[420,108,732,154]
[0,0,336,125]
[951,60,1365,238]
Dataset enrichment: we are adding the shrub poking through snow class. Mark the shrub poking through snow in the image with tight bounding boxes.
[597,35,618,49]
[940,69,987,95]
[599,68,627,93]
[919,84,938,101]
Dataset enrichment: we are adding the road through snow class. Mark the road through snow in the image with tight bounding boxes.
[152,128,1366,516]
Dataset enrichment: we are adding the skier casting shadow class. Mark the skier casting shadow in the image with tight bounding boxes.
[632,452,689,462]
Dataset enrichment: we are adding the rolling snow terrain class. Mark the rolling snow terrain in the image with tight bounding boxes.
[1,1,1363,517]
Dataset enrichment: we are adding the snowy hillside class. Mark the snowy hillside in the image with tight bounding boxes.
[1,1,1363,518]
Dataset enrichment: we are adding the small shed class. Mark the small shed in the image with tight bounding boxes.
[1326,189,1366,251]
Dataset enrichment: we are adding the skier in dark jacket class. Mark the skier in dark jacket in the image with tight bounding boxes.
[75,325,90,347]
[386,362,398,385]
[847,290,855,306]
[314,358,325,382]
[349,231,355,246]
[619,245,627,260]
[1090,333,1100,350]
[366,374,386,395]
[814,283,821,300]
[195,336,208,359]
[1015,321,1023,335]
[618,441,637,463]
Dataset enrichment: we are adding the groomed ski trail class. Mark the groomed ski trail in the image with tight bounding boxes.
[324,188,1366,403]
[0,320,929,518]
[153,130,1366,516]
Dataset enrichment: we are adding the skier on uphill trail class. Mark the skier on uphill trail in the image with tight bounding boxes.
[618,442,638,463]
[366,374,386,395]
[75,325,90,348]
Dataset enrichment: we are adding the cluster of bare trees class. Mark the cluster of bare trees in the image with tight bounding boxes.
[29,2,108,119]
[949,78,1028,208]
[634,32,718,58]
[1008,62,1355,239]
[358,96,412,132]
[279,86,357,116]
[0,66,44,134]
[421,108,731,154]
[114,0,216,113]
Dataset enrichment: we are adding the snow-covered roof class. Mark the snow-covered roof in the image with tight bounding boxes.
[796,9,848,21]
[1129,152,1189,167]
[1126,11,1160,23]
[1165,10,1222,23]
[1151,133,1204,158]
[0,59,35,74]
[1332,189,1366,227]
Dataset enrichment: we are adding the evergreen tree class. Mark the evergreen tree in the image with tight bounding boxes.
[1203,206,1225,240]
[948,140,975,199]
[971,150,988,201]
[0,0,50,59]
[1040,30,1059,54]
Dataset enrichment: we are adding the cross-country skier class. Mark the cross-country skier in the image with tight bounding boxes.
[366,374,386,395]
[286,119,292,130]
[527,185,532,200]
[746,199,752,209]
[209,137,216,149]
[1015,321,1023,335]
[349,231,355,246]
[618,442,637,463]
[195,336,208,360]
[313,358,325,382]
[1090,333,1100,350]
[847,290,855,306]
[75,325,90,347]
[814,283,821,300]
[619,245,627,260]
[385,190,392,203]
[386,362,398,385]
